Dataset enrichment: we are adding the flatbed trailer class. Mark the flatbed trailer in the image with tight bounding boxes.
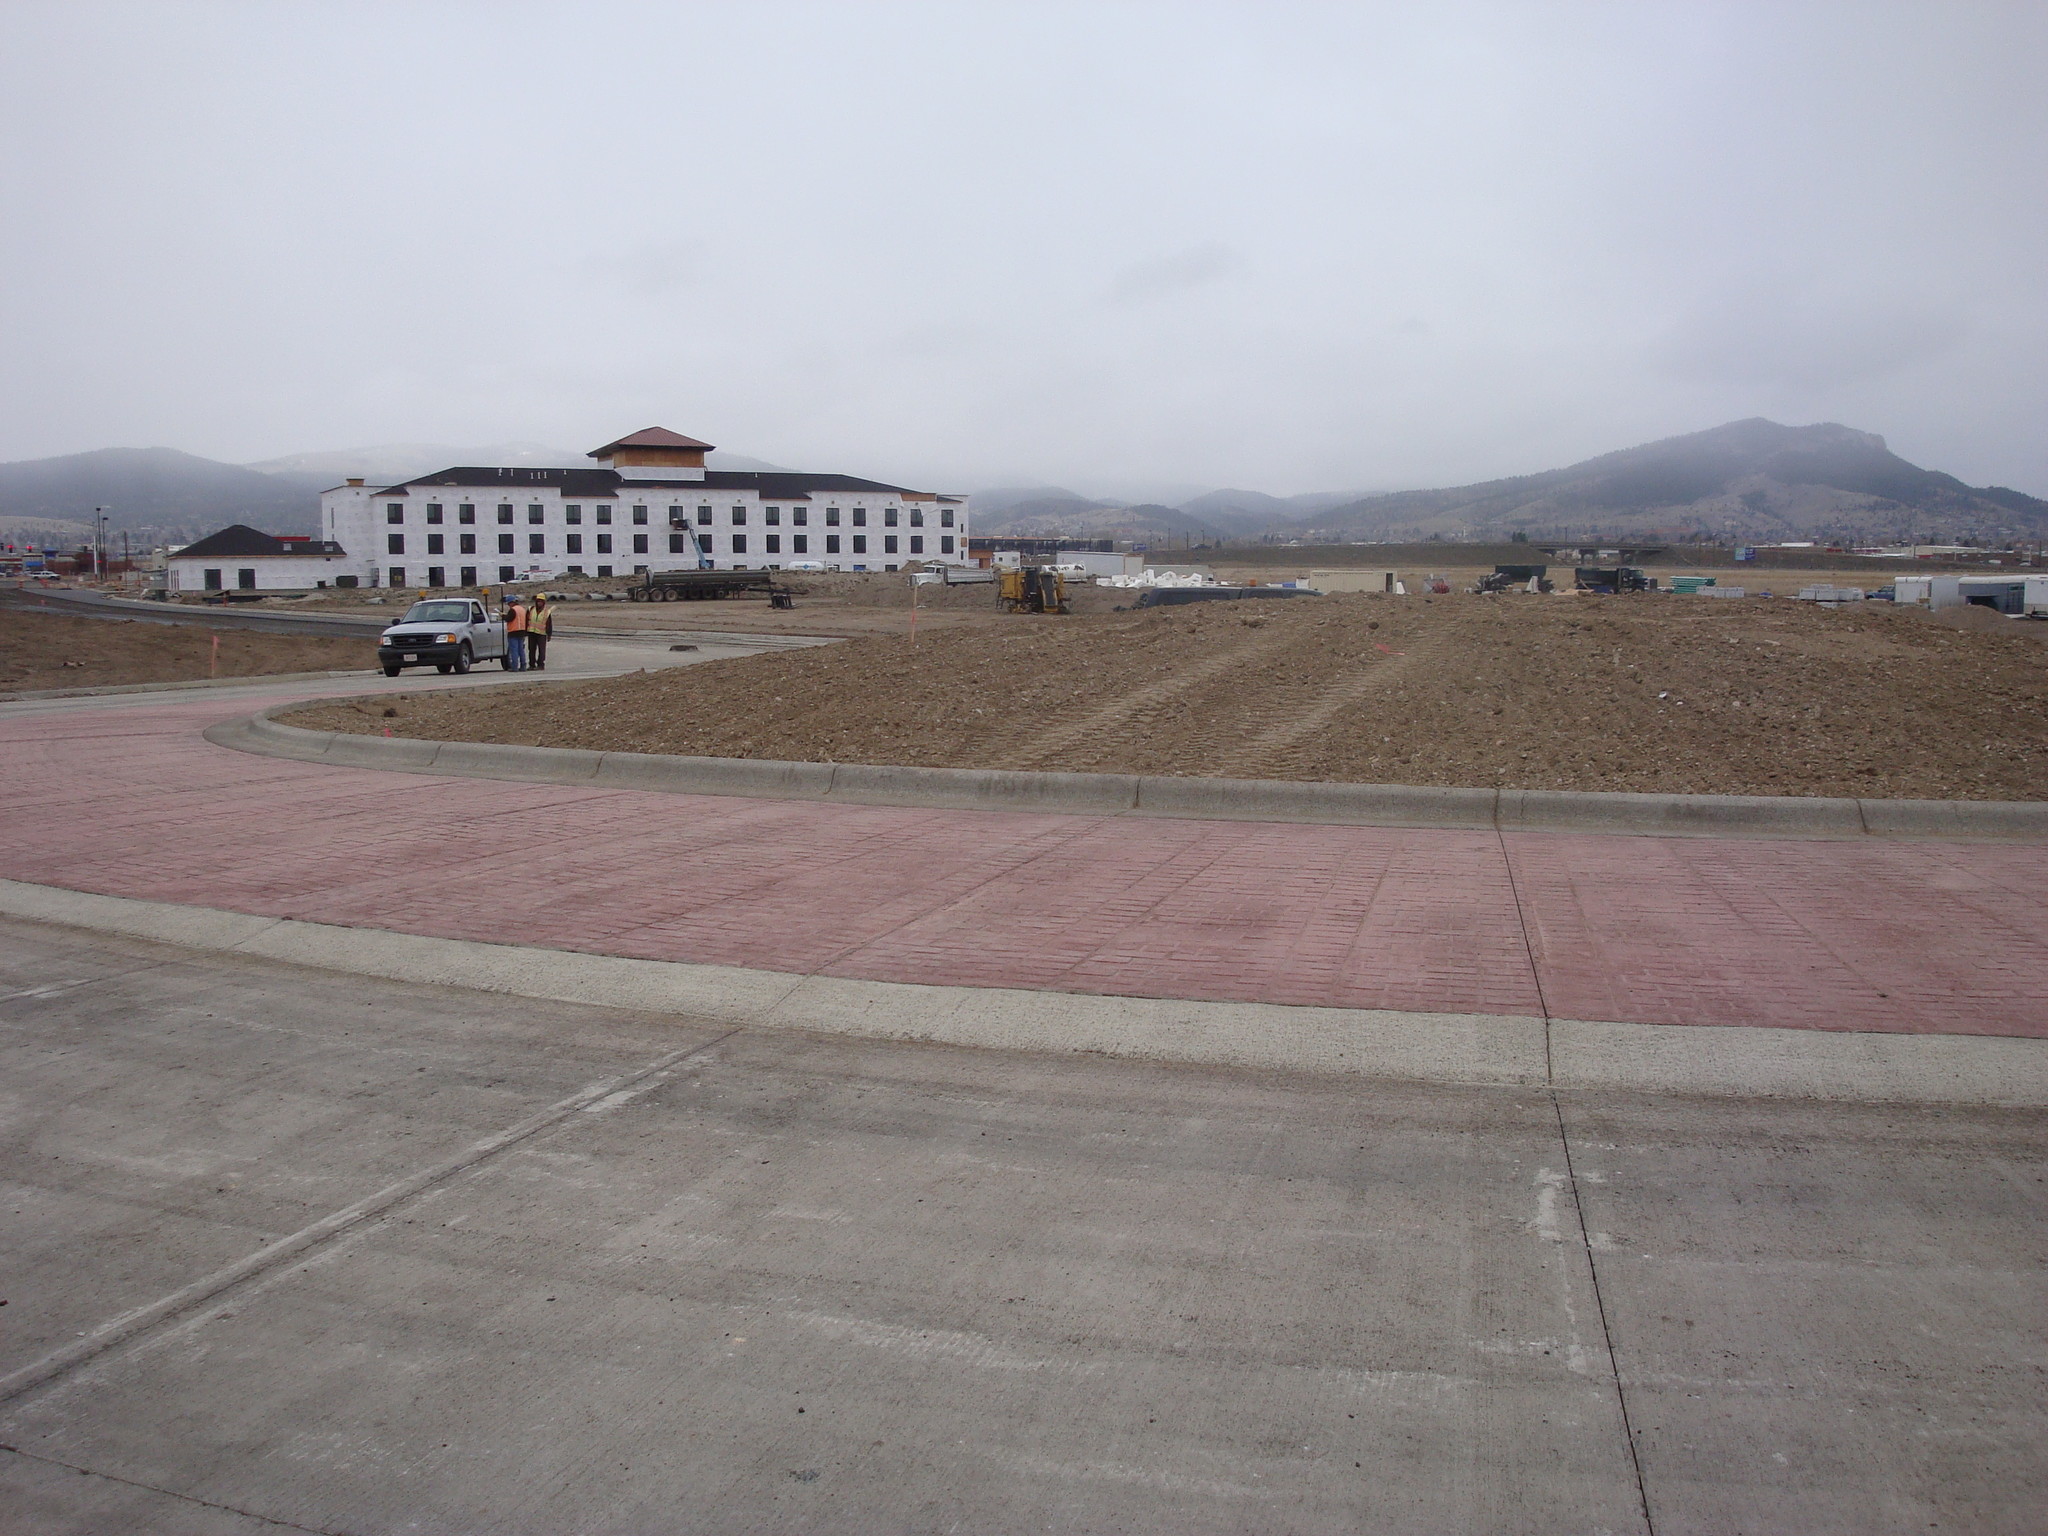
[629,569,792,605]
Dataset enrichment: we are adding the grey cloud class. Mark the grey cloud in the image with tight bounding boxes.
[0,3,2043,495]
[1647,279,1968,391]
[1106,243,1245,306]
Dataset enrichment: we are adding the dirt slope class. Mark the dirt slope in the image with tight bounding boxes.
[0,607,366,692]
[286,593,2048,800]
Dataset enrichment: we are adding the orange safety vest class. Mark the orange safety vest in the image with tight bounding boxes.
[504,604,528,633]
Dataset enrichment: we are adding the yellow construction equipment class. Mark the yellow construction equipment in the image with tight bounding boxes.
[997,566,1069,614]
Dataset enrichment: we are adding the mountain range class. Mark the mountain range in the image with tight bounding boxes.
[1,420,2040,550]
[0,442,789,546]
[1292,420,2048,546]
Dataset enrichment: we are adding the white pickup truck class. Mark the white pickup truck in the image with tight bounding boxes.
[376,598,509,676]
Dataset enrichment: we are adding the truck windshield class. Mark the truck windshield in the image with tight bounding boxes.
[400,601,473,623]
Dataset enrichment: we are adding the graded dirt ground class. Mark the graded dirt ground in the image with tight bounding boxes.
[286,591,2048,800]
[0,606,368,693]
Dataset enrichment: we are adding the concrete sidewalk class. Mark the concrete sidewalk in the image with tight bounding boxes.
[3,918,2042,1535]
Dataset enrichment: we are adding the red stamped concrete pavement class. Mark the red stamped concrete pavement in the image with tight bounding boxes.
[3,687,2044,1037]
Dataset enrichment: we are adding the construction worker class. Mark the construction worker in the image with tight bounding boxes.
[503,594,529,671]
[527,592,554,671]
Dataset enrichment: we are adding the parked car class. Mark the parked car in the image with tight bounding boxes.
[376,598,508,676]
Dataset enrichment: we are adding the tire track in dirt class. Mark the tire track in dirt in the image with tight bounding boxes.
[1000,630,1299,772]
[1201,633,1443,780]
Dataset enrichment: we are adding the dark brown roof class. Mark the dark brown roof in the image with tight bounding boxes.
[172,524,347,559]
[588,427,717,458]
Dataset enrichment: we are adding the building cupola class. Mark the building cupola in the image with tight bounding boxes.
[588,427,714,482]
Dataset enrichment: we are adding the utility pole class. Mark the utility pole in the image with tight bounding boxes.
[92,508,105,580]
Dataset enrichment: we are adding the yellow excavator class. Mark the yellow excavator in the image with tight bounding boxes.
[997,566,1069,614]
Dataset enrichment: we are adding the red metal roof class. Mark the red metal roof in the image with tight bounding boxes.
[588,427,716,458]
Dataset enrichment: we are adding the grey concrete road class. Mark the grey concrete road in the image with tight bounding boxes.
[0,917,2041,1535]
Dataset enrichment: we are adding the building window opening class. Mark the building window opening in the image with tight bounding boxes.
[460,565,477,586]
[532,505,548,524]
[597,565,613,577]
[632,505,648,525]
[426,533,444,554]
[458,504,475,524]
[459,533,476,554]
[386,505,405,524]
[910,508,924,527]
[387,532,405,554]
[941,509,955,527]
[427,566,446,588]
[566,533,583,554]
[852,534,867,554]
[765,534,781,554]
[884,508,898,527]
[596,505,613,525]
[941,534,955,554]
[565,505,582,525]
[792,534,808,554]
[498,565,515,582]
[731,533,747,554]
[884,535,899,554]
[765,506,780,525]
[389,566,406,587]
[697,506,712,524]
[792,507,808,526]
[852,508,867,527]
[910,535,923,554]
[632,533,648,554]
[825,534,841,554]
[731,507,746,526]
[426,504,444,524]
[825,507,840,526]
[498,504,514,522]
[528,533,545,554]
[498,533,515,554]
[669,532,688,553]
[203,568,223,590]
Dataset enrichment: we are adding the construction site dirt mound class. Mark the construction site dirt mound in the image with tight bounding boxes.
[1,606,367,693]
[286,593,2048,801]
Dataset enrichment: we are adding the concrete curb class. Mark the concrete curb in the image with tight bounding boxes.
[210,701,2048,841]
[3,878,2042,1105]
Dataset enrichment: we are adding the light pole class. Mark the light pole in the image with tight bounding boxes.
[92,507,106,580]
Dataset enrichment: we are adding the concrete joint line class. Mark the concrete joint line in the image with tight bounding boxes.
[0,1019,738,1410]
[211,702,2048,843]
[0,1445,346,1536]
[2,880,2044,1108]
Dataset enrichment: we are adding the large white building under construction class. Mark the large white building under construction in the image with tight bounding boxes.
[321,428,970,589]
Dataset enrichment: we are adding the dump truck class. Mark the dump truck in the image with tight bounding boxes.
[1574,566,1654,594]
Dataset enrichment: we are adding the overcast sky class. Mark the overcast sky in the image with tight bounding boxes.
[2,1,2044,497]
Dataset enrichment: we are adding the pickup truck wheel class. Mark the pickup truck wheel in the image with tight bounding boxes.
[435,662,454,674]
[453,643,472,675]
[382,664,401,677]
